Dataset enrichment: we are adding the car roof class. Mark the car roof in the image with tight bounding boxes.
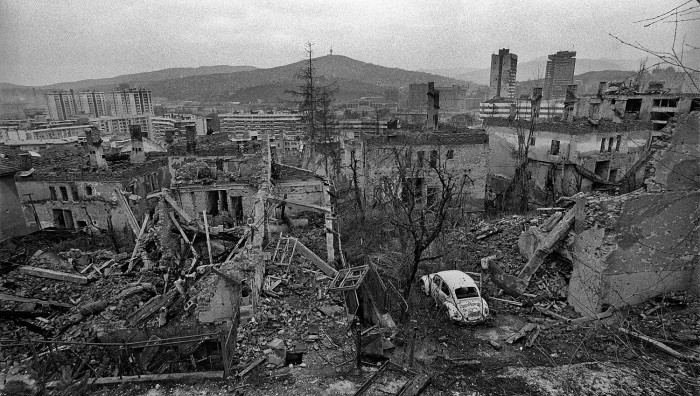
[434,270,477,289]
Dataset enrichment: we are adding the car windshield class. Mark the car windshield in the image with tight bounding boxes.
[455,286,479,299]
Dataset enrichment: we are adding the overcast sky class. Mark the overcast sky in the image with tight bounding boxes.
[1,0,698,86]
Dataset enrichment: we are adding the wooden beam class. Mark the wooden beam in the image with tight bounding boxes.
[0,293,71,309]
[19,266,88,285]
[266,196,332,214]
[619,327,700,362]
[164,190,193,223]
[399,373,431,396]
[203,210,213,265]
[169,211,198,259]
[128,213,150,272]
[517,208,575,284]
[126,289,178,326]
[290,237,337,277]
[236,356,265,378]
[115,188,140,236]
[48,371,224,387]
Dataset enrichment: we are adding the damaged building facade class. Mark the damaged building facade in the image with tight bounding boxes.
[15,126,170,237]
[567,112,700,317]
[360,131,490,211]
[486,118,654,201]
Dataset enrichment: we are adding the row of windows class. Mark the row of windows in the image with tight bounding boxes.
[600,135,622,153]
[49,184,93,201]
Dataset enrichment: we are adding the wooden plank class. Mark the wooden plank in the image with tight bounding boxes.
[266,196,332,214]
[290,237,337,277]
[0,293,71,309]
[236,356,265,378]
[517,208,575,284]
[126,289,178,326]
[127,213,150,272]
[114,188,140,236]
[203,210,213,265]
[619,327,700,362]
[325,214,335,263]
[163,190,193,223]
[399,373,431,396]
[170,212,198,259]
[19,266,88,285]
[48,371,224,387]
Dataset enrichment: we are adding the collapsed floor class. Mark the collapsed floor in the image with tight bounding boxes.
[1,191,699,396]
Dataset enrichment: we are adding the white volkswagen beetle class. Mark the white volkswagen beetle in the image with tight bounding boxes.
[419,270,489,324]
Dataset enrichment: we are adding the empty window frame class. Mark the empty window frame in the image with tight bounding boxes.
[49,186,57,200]
[59,186,69,201]
[446,149,454,160]
[550,140,560,155]
[615,135,622,151]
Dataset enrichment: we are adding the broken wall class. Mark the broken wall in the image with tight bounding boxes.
[568,191,700,316]
[0,174,29,239]
[645,113,700,192]
[16,179,134,235]
[361,135,489,211]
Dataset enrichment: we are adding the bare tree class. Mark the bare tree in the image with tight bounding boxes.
[502,91,540,212]
[372,140,470,298]
[610,1,700,93]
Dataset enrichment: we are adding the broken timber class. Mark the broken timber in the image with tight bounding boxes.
[115,188,141,236]
[266,196,332,214]
[0,293,71,309]
[619,327,700,362]
[19,266,88,285]
[517,207,575,287]
[126,289,178,326]
[47,371,224,387]
[288,237,337,277]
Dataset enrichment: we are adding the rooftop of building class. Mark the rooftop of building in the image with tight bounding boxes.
[364,129,489,146]
[15,146,168,182]
[482,117,654,135]
[168,132,264,157]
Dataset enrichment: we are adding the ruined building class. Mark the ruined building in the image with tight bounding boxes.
[359,130,490,212]
[489,48,518,100]
[0,146,29,240]
[14,127,169,238]
[567,112,700,316]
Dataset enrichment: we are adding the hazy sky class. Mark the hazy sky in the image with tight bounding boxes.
[1,0,698,86]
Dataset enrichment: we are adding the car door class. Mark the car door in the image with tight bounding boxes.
[430,276,442,302]
[434,276,449,304]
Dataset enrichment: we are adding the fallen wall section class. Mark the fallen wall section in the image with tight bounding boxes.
[568,190,700,316]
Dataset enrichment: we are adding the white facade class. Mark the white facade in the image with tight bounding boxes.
[45,92,77,121]
[76,91,108,117]
[111,89,153,116]
[219,112,303,141]
[90,114,152,138]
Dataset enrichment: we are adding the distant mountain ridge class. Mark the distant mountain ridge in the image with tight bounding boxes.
[2,55,481,103]
[42,65,258,91]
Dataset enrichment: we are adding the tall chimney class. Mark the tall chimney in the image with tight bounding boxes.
[84,126,108,170]
[185,125,196,154]
[531,87,543,119]
[564,84,578,123]
[426,82,440,131]
[597,81,607,97]
[129,125,145,163]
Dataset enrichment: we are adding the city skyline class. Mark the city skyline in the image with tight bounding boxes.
[1,0,697,86]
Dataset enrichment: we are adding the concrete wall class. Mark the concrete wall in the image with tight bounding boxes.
[273,180,326,216]
[174,184,258,224]
[568,191,700,316]
[645,113,700,192]
[0,175,29,240]
[15,163,168,237]
[16,179,131,234]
